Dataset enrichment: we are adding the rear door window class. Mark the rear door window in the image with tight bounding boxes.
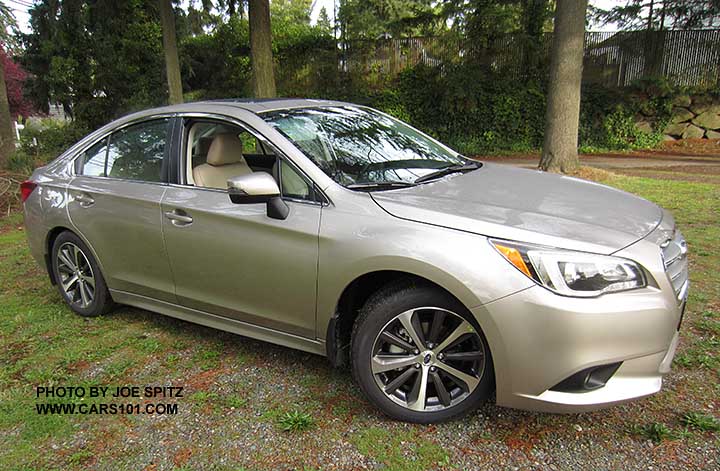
[80,118,170,183]
[106,119,169,182]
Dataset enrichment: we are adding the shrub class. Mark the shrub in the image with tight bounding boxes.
[356,64,679,155]
[181,15,336,100]
[4,119,88,173]
[602,106,666,150]
[377,64,547,155]
[18,119,88,160]
[370,88,412,123]
[6,150,38,174]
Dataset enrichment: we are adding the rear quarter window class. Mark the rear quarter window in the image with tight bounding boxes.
[81,139,109,177]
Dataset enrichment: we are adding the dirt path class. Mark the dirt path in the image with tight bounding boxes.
[481,152,720,183]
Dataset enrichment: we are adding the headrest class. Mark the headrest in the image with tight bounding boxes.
[207,133,244,166]
[195,136,213,156]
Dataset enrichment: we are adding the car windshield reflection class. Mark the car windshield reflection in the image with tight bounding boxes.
[263,106,474,188]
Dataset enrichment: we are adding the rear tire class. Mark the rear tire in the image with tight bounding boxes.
[351,280,494,423]
[51,231,115,317]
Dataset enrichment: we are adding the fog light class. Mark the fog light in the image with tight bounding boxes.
[550,362,622,393]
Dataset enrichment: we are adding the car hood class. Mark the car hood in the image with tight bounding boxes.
[370,162,663,254]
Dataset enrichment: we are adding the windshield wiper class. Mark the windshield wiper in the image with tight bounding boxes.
[346,181,417,191]
[414,162,481,184]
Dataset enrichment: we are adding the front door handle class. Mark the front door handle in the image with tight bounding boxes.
[164,210,193,226]
[75,193,95,207]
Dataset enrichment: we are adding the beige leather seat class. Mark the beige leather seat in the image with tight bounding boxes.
[193,133,252,189]
[191,136,214,169]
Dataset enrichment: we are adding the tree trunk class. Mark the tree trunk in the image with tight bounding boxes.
[0,57,15,167]
[248,0,277,98]
[159,0,183,104]
[642,0,661,77]
[646,0,655,30]
[539,0,588,173]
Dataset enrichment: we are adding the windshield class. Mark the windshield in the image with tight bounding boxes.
[262,106,471,188]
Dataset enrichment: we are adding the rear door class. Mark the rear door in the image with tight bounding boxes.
[67,117,177,303]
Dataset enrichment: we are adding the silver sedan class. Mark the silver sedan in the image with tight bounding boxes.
[21,99,688,423]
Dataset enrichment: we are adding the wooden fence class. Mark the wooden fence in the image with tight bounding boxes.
[343,30,720,89]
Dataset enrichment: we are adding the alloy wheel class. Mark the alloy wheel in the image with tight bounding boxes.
[371,307,486,412]
[56,242,96,309]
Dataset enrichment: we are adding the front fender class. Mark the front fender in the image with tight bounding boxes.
[316,204,534,339]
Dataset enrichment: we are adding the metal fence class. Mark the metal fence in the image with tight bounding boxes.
[342,30,720,88]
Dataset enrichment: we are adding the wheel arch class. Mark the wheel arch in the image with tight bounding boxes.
[44,226,106,286]
[45,226,73,285]
[325,269,478,368]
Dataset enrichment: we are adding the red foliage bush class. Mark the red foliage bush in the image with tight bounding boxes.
[2,49,36,119]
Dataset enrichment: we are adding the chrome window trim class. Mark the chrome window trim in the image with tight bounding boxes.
[70,174,172,188]
[163,182,325,207]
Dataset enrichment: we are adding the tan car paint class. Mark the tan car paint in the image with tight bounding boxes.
[160,185,321,338]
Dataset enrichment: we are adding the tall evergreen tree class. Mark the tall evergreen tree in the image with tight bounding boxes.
[248,0,276,97]
[271,0,312,24]
[317,6,332,32]
[593,0,720,30]
[338,0,440,40]
[22,0,165,128]
[0,55,13,166]
[159,0,184,104]
[539,0,588,173]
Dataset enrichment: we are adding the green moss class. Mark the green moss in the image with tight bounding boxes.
[352,427,448,471]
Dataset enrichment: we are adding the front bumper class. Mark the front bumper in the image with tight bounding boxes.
[472,281,684,413]
[515,331,679,412]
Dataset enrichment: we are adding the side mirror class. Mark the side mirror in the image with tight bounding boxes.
[227,173,289,220]
[227,173,279,203]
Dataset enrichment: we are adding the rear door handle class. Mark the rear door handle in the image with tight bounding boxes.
[75,193,95,207]
[164,210,193,226]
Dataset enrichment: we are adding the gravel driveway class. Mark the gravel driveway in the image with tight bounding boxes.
[1,167,718,471]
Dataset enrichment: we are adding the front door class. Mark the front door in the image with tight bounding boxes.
[160,188,321,338]
[160,120,321,338]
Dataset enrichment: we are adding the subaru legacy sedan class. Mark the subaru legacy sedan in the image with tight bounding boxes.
[22,99,688,423]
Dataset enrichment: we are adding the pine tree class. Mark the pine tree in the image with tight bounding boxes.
[159,0,184,104]
[317,6,332,32]
[539,0,589,173]
[249,0,277,98]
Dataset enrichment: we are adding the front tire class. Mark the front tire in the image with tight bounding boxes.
[51,231,115,317]
[351,280,494,423]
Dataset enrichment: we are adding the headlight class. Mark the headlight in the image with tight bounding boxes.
[490,239,646,297]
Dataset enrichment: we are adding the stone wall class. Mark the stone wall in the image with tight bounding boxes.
[660,95,720,141]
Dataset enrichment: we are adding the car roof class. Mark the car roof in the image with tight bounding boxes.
[202,98,347,113]
[138,98,352,116]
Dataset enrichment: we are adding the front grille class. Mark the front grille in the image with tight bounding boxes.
[661,230,689,302]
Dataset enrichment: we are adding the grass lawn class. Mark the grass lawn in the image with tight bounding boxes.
[0,170,718,470]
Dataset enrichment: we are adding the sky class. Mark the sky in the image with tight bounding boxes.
[6,0,626,35]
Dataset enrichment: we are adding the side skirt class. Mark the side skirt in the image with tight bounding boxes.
[110,289,326,356]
